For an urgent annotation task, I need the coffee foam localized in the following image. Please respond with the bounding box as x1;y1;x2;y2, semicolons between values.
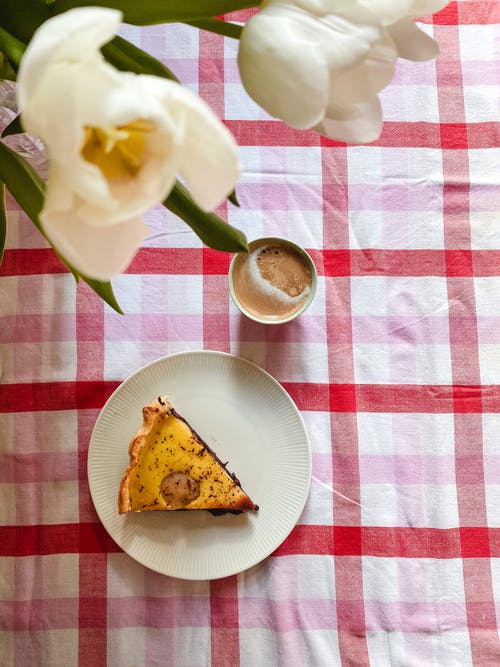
247;248;310;304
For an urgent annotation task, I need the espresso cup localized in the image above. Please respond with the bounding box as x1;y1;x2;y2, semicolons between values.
229;237;317;324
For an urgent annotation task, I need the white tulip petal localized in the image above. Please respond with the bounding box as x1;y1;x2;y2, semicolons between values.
389;18;439;61
238;11;330;129
145;79;241;211
17;8;121;111
40;204;149;282
316;97;383;144
331;32;397;105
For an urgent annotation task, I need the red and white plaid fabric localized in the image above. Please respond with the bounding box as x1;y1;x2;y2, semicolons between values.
1;2;500;665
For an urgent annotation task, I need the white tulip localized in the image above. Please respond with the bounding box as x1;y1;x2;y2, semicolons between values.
17;7;241;281
238;0;450;144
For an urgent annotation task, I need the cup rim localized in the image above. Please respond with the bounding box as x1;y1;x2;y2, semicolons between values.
228;236;318;325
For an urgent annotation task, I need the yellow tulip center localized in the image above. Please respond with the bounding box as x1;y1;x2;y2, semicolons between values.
81;118;155;179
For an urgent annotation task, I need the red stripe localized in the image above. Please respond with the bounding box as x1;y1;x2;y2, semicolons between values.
6;247;500;278
0;523;120;556
227;3;500;25
420;1;500;25
2;523;498;558
435;19;498;661
223;120;499;149
0;381;120;412
273;525;500;559
3;381;500;414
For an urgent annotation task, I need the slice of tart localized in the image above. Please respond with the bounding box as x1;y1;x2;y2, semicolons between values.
118;397;258;514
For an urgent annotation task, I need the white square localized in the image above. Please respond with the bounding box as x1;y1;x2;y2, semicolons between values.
0;414;13;454
401;85;440;123
422;485;460;529
38;629;79;667
162;22;199;59
165;275;203;314
40;341;77;382
363;556;400;602
240;629;279;666
361;484;398;526
43;275;77;314
475;277;500;316
107;628;145;667
357;413;394;455
0;632;13;667
348;210;384;249
482;413;500;455
238;145;264;176
301;630;342;665
469;149;500;190
459;24;497;61
107;554;146;598
0;557;15;599
490;559;500;609
173;627;210;665
479;345;500;384
287;210;324;248
42;554;79;598
351;277;388;316
382;211;444;250
432;632;473;667
300;467;333;526
42;481;79;524
366;630;407;667
285;147;323;180
110;275;143;313
296;555;336;599
391;412;455;456
353;343;391;384
387;277;449;318
422;558;466;604
347;147;383;184
390;344;452;385
225;82;267;120
485;484;500;528
0;484;15;525
470;213;500;250
40;411;78;453
302;411;331;455
464;84;500;122
0;277;19;316
104;341;143;380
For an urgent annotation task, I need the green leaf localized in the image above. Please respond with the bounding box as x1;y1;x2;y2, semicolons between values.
2;115;24;138
0;51;17;81
0;142;123;313
0;26;26;71
0;182;6;267
164;181;248;253
50;1;259;25
227;189;240;207
183;19;243;40
1;1;53;43
83;277;123;314
102;35;179;81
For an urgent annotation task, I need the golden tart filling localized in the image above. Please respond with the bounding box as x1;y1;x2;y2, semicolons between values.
119;397;258;514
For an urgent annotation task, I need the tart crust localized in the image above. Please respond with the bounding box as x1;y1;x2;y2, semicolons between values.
118;397;258;514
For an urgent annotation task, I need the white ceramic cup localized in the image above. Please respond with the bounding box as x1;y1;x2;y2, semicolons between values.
229;237;317;324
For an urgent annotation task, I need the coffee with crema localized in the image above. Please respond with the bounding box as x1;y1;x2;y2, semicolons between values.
230;239;315;322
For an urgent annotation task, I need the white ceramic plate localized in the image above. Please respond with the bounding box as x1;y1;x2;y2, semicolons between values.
88;350;311;580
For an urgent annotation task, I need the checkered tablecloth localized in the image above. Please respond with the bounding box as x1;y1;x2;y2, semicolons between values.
1;3;500;666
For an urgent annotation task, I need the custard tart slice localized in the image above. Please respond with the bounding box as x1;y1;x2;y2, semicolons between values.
118;397;258;514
